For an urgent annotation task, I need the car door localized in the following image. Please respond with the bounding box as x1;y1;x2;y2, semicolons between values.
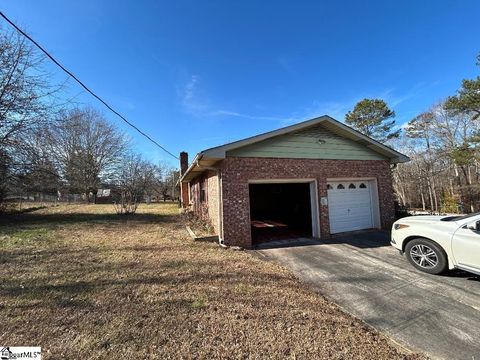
452;221;480;274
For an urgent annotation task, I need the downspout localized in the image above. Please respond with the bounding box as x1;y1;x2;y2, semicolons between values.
217;169;224;245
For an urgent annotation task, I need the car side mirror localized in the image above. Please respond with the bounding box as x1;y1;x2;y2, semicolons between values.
467;220;480;231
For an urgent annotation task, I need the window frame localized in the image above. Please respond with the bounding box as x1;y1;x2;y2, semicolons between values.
199;177;207;203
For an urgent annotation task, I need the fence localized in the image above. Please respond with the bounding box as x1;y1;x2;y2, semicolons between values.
4;192;86;206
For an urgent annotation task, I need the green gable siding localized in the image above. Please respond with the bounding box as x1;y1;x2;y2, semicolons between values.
226;125;387;160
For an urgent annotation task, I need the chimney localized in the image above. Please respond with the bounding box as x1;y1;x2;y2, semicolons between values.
180;151;188;175
179;152;189;208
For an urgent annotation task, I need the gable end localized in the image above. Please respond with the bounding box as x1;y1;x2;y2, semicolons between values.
226;124;387;160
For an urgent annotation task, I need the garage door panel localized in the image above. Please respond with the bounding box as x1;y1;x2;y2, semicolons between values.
327;180;375;234
329;203;372;212
328;215;372;225
328;194;371;203
330;201;371;207
331;214;372;224
329;209;371;215
329;204;372;212
328;191;370;198
331;220;372;229
329;200;371;207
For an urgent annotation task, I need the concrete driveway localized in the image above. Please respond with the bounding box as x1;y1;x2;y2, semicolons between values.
256;231;480;360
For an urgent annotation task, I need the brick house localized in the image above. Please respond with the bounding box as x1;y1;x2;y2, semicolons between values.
179;116;409;249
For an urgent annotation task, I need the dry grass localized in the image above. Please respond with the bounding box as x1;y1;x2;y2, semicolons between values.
0;201;58;214
0;204;425;359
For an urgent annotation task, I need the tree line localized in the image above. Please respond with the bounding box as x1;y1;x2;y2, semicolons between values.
3;22;479;216
0;28;177;214
344;53;480;214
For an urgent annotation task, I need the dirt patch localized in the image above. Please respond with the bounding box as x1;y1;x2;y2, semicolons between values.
0;204;426;359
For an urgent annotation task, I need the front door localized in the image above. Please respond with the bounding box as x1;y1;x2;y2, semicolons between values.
452;224;480;274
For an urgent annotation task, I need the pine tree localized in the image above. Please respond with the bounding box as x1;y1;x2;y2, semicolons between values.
345;98;400;143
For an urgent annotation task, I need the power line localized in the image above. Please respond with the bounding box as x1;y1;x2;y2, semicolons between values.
0;10;179;160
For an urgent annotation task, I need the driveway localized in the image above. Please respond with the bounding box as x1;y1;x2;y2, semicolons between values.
256;232;480;360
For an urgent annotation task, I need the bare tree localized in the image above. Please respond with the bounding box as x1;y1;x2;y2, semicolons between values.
0;28;57;203
0;29;51;147
393;101;480;214
114;153;155;214
46;107;127;202
153;161;178;201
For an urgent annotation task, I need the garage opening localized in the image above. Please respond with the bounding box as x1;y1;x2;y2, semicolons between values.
249;182;314;245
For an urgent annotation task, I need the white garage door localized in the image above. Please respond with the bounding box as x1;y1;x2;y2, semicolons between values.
327;180;374;234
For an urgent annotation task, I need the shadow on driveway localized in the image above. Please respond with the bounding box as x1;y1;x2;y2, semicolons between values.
254;230;390;250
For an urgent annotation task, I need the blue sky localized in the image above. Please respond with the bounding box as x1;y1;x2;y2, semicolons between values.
2;1;479;167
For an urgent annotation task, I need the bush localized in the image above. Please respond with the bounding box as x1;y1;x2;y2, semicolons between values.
113;191;139;215
441;193;460;214
394;201;409;219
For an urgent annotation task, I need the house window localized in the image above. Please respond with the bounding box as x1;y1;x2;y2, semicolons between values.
327;184;332;190
337;184;345;189
348;183;356;189
359;183;367;189
200;179;207;202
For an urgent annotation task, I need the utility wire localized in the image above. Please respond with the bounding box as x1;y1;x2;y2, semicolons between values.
0;10;179;160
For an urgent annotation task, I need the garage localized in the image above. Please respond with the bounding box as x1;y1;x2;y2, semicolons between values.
179;116;409;248
249;181;319;244
327;180;379;234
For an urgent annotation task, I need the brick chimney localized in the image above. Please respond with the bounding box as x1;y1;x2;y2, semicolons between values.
179;152;189;208
180;151;188;175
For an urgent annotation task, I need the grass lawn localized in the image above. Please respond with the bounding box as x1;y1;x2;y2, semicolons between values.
0;203;424;359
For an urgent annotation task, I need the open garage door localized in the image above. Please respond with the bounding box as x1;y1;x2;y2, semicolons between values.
327;180;378;234
249;182;318;245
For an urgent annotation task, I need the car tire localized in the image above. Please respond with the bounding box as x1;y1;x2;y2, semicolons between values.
405;238;448;275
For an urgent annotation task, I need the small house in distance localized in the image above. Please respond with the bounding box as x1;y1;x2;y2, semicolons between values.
179;115;409;249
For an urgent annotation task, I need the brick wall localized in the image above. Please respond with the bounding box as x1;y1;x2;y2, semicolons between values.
189;171;220;234
220;157;395;249
207;171;220;233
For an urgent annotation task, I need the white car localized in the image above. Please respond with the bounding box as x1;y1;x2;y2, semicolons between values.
391;213;480;275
